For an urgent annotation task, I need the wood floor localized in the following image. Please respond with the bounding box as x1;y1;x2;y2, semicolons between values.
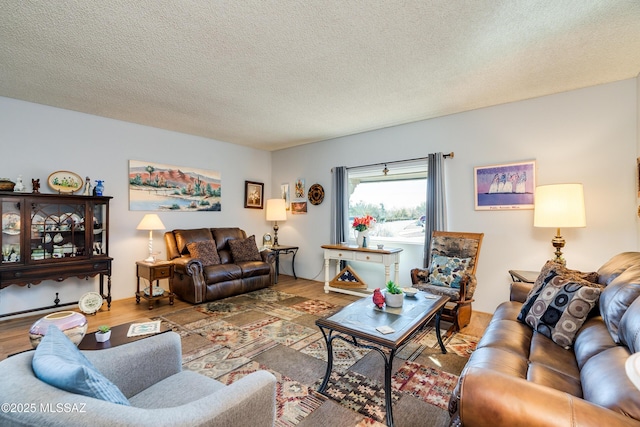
0;275;492;359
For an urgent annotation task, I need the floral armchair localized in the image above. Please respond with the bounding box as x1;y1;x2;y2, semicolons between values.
410;231;484;332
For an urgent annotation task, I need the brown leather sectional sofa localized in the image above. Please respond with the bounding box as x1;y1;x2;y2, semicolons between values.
449;252;640;427
164;227;274;304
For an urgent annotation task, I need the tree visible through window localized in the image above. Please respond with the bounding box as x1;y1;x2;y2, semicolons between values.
347;161;427;244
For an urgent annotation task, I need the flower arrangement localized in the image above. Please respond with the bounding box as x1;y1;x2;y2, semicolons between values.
352;215;376;231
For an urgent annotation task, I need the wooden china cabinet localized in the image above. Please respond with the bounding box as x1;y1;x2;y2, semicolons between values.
0;191;112;317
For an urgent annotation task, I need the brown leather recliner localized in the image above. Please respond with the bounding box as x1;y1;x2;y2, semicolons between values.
164;227;274;304
449;252;640;427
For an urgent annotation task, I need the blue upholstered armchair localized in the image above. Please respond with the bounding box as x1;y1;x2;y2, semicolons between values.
0;331;276;426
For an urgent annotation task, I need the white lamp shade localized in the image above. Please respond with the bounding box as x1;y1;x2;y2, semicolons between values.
534;184;586;228
136;214;166;230
266;199;287;221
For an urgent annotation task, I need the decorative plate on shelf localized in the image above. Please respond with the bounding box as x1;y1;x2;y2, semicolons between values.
47;171;83;194
308;183;325;205
78;292;103;314
2;212;20;235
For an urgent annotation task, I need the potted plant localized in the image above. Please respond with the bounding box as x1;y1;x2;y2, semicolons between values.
384;280;404;308
95;325;111;342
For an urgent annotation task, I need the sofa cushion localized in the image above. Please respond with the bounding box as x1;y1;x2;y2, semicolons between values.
32;326;130;405
599;265;640;343
237;260;271;278
527;260;599;300
229;235;261;262
518;271;601;349
597;252;640;286
573;317;617;370
428;255;471;288
204;264;243;283
187;240;220;266
174;228;214;255
129;370;224;408
619;296;640;353
581;346;640;419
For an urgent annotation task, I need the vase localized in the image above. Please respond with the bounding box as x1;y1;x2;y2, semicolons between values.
356;230;370;248
94;180;104;196
385;291;404;308
29;311;88;348
95;330;111;342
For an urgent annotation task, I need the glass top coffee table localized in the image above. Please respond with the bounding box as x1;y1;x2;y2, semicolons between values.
316;291;449;427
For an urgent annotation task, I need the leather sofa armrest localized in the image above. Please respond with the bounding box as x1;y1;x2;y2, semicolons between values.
170;256;204;273
510;281;533;303
455;367;640;427
169;256;206;303
261;249;275;264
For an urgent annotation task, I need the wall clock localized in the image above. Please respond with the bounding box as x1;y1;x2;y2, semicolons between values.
308;183;324;205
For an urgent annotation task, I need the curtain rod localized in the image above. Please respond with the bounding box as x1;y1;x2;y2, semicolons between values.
344;152;454;170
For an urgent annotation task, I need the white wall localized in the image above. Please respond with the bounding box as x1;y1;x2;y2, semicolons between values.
1;78;637;318
271;79;639;314
0;97;273;317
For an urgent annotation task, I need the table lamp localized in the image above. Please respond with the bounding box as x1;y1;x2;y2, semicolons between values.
266;199;287;247
136;214;165;262
533;183;586;265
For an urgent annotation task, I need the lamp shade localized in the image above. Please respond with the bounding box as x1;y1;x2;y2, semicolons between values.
136;214;165;230
266;199;287;221
534;184;586;228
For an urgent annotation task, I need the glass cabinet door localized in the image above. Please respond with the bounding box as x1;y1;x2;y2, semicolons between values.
30;202;86;262
91;200;108;256
1;199;22;264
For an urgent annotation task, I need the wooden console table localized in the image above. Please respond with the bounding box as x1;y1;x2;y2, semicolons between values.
321;244;403;297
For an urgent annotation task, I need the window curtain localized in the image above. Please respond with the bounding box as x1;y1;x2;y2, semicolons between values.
423;152;447;267
331;166;347;245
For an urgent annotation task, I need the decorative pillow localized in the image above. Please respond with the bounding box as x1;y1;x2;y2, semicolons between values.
228;235;261;262
186;240;220;266
518;271;602;349
428;255;471;288
527;260;599;300
32;325;130;405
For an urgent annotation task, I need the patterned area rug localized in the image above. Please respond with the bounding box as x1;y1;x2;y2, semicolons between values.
153;289;479;427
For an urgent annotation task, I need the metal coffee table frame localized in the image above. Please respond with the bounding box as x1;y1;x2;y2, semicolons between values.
316;292;449;427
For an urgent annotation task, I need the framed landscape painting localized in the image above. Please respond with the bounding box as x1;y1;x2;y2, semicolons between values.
474;160;536;210
129;160;221;211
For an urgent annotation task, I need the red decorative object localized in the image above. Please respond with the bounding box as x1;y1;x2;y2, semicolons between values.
373;288;385;309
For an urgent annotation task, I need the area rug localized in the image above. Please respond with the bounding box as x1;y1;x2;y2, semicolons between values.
153;288;479;427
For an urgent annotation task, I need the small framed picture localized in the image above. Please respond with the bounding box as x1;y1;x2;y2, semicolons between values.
244;181;264;209
281;182;290;210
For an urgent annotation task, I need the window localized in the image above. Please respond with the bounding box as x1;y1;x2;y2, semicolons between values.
347;160;427;244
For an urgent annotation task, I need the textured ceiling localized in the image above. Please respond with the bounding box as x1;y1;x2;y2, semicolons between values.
1;1;640;151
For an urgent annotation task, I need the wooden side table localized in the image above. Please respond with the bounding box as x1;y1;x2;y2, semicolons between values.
135;261;174;309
